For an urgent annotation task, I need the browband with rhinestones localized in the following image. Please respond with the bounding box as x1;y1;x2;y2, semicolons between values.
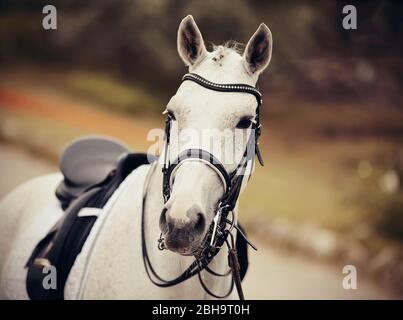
182;73;262;106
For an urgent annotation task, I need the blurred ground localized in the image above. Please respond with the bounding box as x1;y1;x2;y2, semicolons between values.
0;144;55;197
244;242;391;299
0;143;390;299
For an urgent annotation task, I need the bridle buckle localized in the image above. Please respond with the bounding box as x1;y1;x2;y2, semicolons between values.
209;204;230;247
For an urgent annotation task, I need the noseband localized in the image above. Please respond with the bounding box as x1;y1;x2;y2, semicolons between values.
142;73;264;299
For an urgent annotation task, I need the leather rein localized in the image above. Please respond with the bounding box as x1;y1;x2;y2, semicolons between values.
141;73;263;299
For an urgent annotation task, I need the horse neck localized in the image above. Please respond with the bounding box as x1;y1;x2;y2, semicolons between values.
143;161;232;294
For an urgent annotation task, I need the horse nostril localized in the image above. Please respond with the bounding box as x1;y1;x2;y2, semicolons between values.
194;213;205;234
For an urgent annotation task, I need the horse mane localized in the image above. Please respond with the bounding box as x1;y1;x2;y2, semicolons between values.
210;40;245;62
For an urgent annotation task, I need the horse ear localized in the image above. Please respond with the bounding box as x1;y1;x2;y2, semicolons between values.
177;15;207;67
243;23;273;75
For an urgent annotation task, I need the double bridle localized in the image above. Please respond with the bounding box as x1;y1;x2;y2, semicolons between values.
141;72;264;299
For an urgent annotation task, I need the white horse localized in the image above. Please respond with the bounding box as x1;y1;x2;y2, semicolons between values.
0;15;272;299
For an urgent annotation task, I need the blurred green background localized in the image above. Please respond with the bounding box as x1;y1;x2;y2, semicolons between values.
0;0;403;297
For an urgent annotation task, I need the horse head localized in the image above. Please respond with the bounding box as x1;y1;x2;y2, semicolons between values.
159;15;272;255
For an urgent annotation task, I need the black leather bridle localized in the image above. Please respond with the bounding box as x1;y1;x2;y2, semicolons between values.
141;73;263;299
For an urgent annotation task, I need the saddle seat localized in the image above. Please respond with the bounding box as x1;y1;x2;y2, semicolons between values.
55;136;155;209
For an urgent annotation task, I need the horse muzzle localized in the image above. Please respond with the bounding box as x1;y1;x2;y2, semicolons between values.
159;207;206;255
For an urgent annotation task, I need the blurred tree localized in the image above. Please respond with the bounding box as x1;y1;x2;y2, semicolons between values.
0;0;402;103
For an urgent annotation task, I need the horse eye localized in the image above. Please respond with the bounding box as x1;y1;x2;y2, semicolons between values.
236;117;252;129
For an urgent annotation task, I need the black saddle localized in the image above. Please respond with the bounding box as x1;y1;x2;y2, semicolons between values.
56;136;130;208
55;136;153;209
26;135;249;300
